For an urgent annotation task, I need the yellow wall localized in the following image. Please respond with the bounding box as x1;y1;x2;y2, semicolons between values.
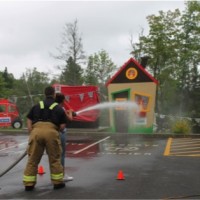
107;82;156;130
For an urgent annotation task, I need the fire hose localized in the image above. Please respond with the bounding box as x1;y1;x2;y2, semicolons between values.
0;150;27;178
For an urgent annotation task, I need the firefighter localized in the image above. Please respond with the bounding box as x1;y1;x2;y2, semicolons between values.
23;86;68;191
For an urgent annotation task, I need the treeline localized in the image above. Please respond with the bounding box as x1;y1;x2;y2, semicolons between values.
131;1;200;119
0;49;116;121
0;1;199;131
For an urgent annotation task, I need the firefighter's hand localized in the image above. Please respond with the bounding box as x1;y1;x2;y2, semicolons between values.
66;109;74;120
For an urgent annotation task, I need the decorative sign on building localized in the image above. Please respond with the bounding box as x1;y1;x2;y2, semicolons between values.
126;67;138;80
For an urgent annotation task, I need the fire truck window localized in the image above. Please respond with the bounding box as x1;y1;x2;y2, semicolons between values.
0;105;6;112
8;105;16;112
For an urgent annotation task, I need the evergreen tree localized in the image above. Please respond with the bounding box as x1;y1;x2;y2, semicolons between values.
84;55;99;85
0;67;15;98
60;56;83;85
2;67;14;89
0;73;6;98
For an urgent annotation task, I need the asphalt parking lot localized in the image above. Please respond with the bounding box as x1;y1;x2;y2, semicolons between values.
0;130;200;199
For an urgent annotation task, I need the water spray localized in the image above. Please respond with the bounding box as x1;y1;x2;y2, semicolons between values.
76;101;139;115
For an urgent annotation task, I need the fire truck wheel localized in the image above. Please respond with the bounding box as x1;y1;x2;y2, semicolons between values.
12;119;23;129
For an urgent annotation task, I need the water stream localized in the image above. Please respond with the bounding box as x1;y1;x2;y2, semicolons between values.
76;101;139;115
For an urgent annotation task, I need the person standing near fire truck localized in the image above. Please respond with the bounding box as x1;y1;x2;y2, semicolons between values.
23;86;68;191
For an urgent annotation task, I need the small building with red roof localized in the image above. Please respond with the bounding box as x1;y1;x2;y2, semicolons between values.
106;57;158;134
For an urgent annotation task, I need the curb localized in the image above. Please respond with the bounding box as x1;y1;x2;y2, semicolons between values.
1;128;200;138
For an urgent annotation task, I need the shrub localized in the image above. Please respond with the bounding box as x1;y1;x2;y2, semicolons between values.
171;119;191;134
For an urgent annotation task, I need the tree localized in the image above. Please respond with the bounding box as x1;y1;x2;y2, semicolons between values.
85;50;117;85
54;19;86;85
0;73;6;98
84;49;117;100
178;1;200;117
13;68;50;116
0;67;15;98
84;55;99;86
2;67;14;89
56;19;86;64
60;56;84;85
129;0;200;121
131;9;182;114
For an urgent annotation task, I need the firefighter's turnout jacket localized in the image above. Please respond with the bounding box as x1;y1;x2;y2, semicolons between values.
23;97;68;186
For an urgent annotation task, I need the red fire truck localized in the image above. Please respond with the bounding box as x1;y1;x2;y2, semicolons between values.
0;99;23;129
53;84;100;128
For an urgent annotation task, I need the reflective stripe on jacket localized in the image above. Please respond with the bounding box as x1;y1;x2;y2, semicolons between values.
39;101;58;110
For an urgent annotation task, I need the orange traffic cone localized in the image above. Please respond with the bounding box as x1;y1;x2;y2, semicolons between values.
117;170;125;180
38;165;45;175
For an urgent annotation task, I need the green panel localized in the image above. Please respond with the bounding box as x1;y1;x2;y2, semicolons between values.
111;88;131;99
110;126;116;133
128;126;153;134
107;126;153;134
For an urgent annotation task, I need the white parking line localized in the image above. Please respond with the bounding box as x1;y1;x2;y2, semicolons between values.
73;136;110;155
0;141;28;152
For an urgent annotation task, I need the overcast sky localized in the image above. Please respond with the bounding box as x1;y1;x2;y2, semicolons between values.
0;0;186;79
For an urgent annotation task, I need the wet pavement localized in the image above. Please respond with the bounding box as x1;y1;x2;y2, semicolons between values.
0;131;200;199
